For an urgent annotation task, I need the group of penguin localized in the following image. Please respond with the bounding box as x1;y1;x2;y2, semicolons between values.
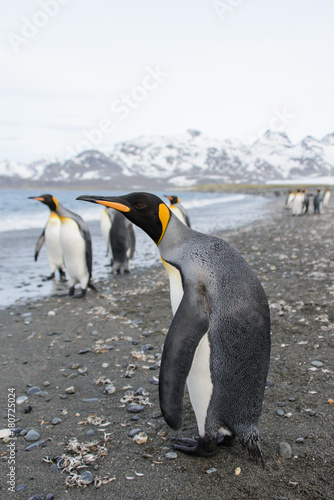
285;188;331;215
30;194;190;296
30;191;271;464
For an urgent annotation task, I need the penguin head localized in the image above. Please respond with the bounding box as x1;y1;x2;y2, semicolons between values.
164;195;179;205
29;194;58;212
77;192;170;245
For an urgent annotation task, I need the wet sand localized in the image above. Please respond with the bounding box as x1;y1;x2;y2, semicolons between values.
0;198;333;500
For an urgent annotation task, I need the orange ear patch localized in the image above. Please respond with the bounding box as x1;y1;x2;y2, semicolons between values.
157;203;170;245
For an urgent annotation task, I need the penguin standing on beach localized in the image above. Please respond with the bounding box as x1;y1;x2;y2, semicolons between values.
29;196;66;281
77;192;271;463
323;188;331;208
109;212;136;274
100;208;115;256
30;195;95;298
285;190;295;209
291;190;304;215
164;195;191;227
314;190;323;214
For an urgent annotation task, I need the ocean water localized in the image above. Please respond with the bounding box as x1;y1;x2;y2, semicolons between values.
0;189;271;308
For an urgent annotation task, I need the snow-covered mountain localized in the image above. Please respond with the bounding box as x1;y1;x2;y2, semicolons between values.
1;130;334;188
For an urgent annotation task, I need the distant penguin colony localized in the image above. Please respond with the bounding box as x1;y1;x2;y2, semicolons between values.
286;188;330;216
164;195;191;227
29;196;66;281
78;192;271;463
30;194;96;298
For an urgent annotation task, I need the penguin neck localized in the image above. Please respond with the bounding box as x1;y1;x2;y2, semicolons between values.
158;212;190;262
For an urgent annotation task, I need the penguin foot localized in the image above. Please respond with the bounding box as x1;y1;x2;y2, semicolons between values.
43;273;55;281
73;288;87;299
59;270;67;282
172;436;218;457
217;434;235;447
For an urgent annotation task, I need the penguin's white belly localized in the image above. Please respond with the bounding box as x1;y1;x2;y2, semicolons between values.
60;218;88;287
163;259;213;437
170;206;187;226
323;192;330;207
100;210;112;247
186;333;213;437
45;217;63;271
292;196;303;215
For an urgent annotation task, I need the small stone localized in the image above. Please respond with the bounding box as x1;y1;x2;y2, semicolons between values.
276;409;285;417
27;386;41;395
26;440;46;451
128;405;144;413
279;441;292;458
101;363;109;368
165;452;177;459
128;428;142;437
205;467;217;474
24;406;33;414
0;429;11;439
78;348;92;355
65;386;76;394
149;377;159;385
235;467;241;476
84;398;98;403
296;437;304;443
25;429;40;441
45;495;54;500
43;381;50;387
87;429;95;437
14;485;28;492
28;495;43;500
51;418;61;425
311;360;324;367
16;395;28;405
80;470;94;484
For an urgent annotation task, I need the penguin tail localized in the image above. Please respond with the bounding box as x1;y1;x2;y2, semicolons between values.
239;427;265;467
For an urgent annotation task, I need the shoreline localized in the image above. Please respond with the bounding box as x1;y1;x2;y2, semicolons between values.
0;199;333;499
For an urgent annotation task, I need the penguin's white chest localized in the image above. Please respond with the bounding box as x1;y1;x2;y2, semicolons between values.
162;258;213;437
45;214;63;268
60;218;88;286
100;209;112;247
169;206;187;226
292;195;303;214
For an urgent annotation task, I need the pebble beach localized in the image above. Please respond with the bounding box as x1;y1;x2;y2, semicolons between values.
0;196;333;500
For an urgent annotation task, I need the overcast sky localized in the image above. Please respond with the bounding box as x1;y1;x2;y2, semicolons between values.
1;0;333;162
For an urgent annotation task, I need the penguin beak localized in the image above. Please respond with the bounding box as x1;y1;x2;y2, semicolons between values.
28;196;44;201
164;195;173;201
76;195;131;213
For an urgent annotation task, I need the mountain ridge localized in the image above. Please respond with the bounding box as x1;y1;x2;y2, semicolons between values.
1;130;334;189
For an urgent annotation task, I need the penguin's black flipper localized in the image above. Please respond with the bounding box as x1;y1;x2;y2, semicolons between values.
159;281;210;431
34;229;46;261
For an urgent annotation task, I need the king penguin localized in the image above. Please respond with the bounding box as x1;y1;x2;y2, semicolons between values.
109;212;136;274
164;195;191;227
29;196;66;281
285;190;295;209
100;208;115;256
31;194;95;298
323;188;330;208
77;192;271;463
291;190;304;216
